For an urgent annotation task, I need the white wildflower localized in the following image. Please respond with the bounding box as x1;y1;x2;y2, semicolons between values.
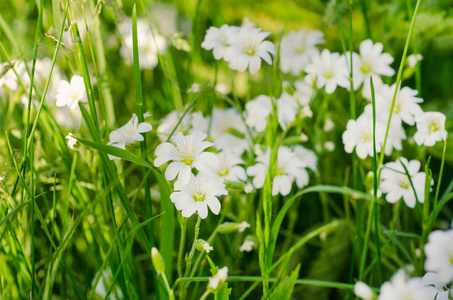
208;266;228;290
277;91;299;131
414;112;447;147
370;83;423;126
380;158;429;208
65;133;77;150
201;25;240;60
378;270;431;300
170;173;227;219
213;152;247;183
154;131;219;186
107;113;152;160
408;54;423;68
245;95;273;132
347;39;395;91
239;240;255;252
187;83;201;93
280;29;324;75
419;272;450;300
354;281;375;300
424;229;453;283
224;27;275;74
342;112;385;159
55;75;87;109
238;221;250;232
305;49;349;94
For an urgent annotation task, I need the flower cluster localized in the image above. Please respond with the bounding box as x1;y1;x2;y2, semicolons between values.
154;131;228;219
202;24;275;74
355;225;453;300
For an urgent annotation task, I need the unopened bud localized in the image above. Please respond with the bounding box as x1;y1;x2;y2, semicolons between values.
151;247;165;275
218;221;250;234
195;239;213;253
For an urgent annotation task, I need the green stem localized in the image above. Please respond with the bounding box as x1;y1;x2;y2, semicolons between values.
178;217;187;278
181;216;202;299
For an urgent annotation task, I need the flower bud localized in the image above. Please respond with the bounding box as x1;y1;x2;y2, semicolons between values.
218;221;250;234
151;247;165;275
354;281;375;300
195;239;213;253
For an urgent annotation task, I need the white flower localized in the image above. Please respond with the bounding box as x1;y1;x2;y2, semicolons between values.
414;112;448;147
154;131;219;186
408;54;423;68
196;239;214;253
324;119;335;131
211;108;249;155
224;27;275;74
170;173;227;219
378;270;428;300
380;158;429;208
239;241;255;252
187;83;201;93
156;110;192;142
209;266;228;290
419;272;450;300
293;75;315;106
245;95;273;132
354;281;375;300
305;49;349;94
277;91;299;131
342;112;385;159
347;39;394;91
107;113;153;160
213;152;247;183
0;61;28;92
293;145;317;172
55;75;87;109
202;242;213;253
280;29;324;75
65;133;77;150
424;229;453;283
211;108;247;139
238;221;250;232
215;83;230;95
241;17;255;29
201;25;240;60
363;105;407;156
119;18;167;69
247;146;310;196
369;83;423;126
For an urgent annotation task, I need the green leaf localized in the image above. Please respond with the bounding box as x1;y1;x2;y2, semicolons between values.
269;264;301;300
215;282;232;300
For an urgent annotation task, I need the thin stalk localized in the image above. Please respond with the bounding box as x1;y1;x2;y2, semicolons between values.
377;0;422;174
177;216;187;278
181;216;202;299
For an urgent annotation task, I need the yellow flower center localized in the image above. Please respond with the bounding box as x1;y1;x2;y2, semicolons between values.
244;45;257;56
399;177;410;189
276;168;284;176
181;155;194;165
218;168;229;177
429;121;439;133
324;70;333;79
360;62;372;74
193;192;206;202
361;132;373;142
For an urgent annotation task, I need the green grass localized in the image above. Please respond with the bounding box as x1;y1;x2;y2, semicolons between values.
0;0;453;299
